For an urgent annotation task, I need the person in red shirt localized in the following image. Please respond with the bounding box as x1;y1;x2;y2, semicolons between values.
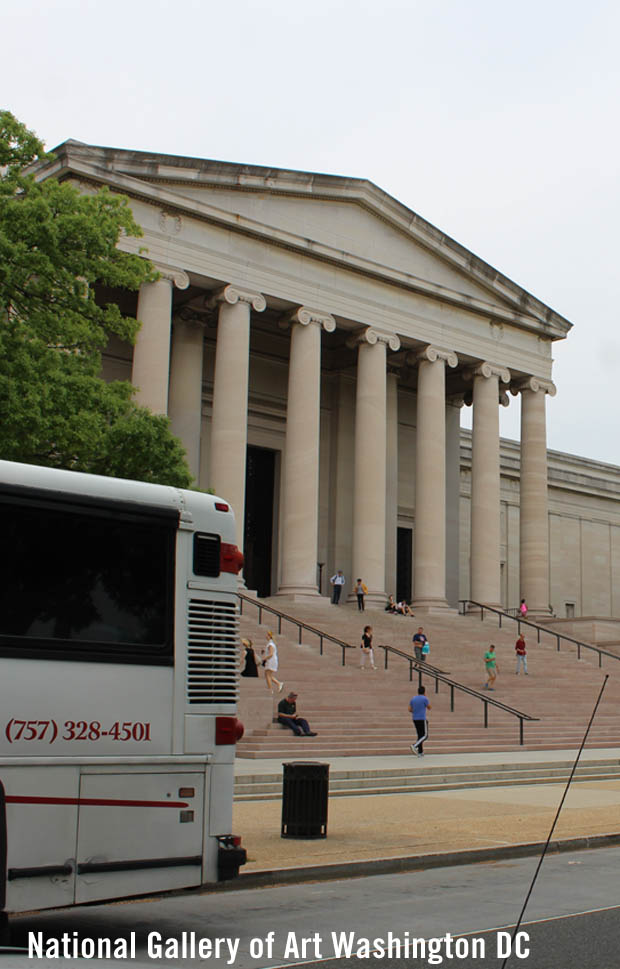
515;634;528;675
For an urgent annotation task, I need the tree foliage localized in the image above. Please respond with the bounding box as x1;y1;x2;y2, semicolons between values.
0;111;193;487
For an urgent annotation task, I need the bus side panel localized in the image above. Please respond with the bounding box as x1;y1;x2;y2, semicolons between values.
75;769;205;904
0;661;173;758
3;766;78;913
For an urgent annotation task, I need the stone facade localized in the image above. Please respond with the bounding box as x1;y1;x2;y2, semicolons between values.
32;142;620;617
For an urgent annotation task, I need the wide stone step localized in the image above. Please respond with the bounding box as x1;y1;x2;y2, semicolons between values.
234;759;620;799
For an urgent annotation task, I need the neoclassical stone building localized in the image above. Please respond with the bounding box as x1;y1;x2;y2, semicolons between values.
35;142;620;617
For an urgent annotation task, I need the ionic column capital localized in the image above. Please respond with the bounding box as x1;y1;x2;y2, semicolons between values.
465;362;511;384
151;264;190;290
280;306;336;333
410;345;458;368
510;376;557;397
346;327;400;351
207;284;266;313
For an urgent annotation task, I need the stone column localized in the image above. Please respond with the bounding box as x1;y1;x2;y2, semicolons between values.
385;370;399;600
515;377;556;617
209;285;266;550
278;307;335;598
413;346;458;611
132;268;190;414
445;397;464;608
168;312;206;480
350;328;400;606
470;362;511;607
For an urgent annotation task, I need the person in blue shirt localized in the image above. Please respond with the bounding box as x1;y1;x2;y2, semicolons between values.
409;685;431;757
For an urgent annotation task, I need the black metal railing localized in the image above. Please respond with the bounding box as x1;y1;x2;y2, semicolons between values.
237;593;353;665
376;642;537;745
459;599;620;670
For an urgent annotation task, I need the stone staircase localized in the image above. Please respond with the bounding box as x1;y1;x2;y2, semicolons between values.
235;598;620;759
234;756;620;801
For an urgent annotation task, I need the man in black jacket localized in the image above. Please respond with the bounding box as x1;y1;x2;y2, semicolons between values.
277;692;317;736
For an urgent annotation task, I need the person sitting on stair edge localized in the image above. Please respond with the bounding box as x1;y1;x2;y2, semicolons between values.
277;692;317;736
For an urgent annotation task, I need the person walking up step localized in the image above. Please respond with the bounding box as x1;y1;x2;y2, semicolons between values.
484;644;499;690
262;631;284;694
515;633;528;675
409;685;431;757
360;625;377;670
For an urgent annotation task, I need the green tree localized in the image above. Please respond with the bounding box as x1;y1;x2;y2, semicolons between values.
0;111;193;487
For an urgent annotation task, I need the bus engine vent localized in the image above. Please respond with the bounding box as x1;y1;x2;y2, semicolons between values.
193;533;221;577
187;599;239;704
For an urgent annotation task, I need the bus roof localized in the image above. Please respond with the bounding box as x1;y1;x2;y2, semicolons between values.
0;460;234;528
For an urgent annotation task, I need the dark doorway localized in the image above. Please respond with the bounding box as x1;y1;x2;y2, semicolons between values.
244;446;275;597
397;527;412;603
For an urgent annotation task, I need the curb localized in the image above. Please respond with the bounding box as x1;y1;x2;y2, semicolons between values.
209;831;620;892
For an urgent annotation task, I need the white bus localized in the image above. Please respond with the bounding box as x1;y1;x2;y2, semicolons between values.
0;460;246;933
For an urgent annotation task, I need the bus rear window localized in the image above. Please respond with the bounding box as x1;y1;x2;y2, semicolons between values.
0;497;175;664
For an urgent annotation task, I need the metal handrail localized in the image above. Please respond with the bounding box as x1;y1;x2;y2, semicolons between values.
237;592;353;665
377;643;538;745
459;599;620;670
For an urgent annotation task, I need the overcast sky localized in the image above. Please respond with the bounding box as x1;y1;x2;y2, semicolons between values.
3;0;619;465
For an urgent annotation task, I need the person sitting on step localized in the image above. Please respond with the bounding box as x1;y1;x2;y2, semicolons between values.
277;692;317;736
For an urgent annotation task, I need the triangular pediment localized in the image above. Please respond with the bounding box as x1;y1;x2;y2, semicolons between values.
38;143;572;340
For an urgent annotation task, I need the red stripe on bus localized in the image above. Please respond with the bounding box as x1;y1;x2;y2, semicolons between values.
6;796;189;808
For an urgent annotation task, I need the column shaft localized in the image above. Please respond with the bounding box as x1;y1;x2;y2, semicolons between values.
210;300;251;550
278;320;322;596
520;387;550;615
414;357;448;608
133;279;173;414
470;372;501;606
168;321;205;480
351;339;387;604
385;373;399;600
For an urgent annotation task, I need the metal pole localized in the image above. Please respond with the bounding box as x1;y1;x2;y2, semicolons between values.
484;701;488;728
500;676;610;969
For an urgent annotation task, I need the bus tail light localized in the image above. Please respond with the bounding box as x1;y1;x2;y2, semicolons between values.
220;542;244;574
215;716;244;745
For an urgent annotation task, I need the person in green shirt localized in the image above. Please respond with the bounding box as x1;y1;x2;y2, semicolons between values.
484;644;499;690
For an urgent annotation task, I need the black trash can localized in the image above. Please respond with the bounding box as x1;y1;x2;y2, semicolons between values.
281;761;329;838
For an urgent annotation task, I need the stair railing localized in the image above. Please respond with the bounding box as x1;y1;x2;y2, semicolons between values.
237;592;353;665
460;599;620;670
377;642;538;745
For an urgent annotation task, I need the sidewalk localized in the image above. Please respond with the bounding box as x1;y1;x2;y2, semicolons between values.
232;748;620;882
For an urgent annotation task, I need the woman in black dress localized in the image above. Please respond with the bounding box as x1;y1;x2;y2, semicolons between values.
240;638;259;677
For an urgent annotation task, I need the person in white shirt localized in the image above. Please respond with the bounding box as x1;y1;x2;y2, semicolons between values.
261;631;284;693
330;570;345;604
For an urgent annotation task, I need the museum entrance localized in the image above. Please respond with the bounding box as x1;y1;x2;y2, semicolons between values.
243;446;275;597
396;527;413;604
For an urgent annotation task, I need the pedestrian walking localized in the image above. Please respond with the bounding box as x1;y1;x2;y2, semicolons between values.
354;578;368;611
409;685;431;757
519;598;528;618
330;570;345;604
515;634;528;675
484;644;499;690
412;627;427;662
261;631;284;693
360;624;377;670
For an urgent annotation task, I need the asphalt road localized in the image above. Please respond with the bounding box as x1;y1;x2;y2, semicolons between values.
4;845;620;968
